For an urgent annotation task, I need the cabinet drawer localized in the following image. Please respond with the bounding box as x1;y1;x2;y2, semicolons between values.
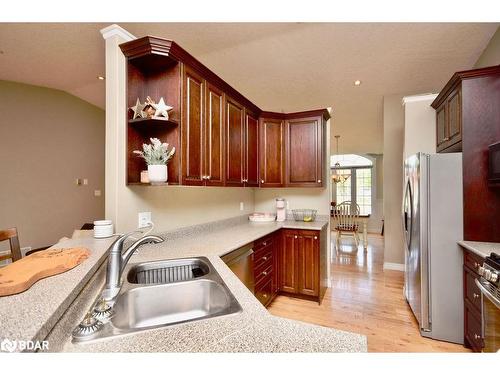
254;235;274;252
464;268;482;312
464;250;483;274
465;302;483;352
254;245;273;268
255;273;273;307
255;260;273;286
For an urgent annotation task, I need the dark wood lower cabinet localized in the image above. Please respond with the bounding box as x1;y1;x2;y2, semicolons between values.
462;248;484;352
249;228;322;307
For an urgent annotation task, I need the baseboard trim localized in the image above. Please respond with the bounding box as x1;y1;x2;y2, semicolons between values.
383;262;405;271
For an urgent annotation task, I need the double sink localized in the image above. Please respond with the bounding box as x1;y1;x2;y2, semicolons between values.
72;257;242;343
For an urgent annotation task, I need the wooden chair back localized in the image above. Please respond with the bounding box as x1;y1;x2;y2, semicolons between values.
334;201;360;231
0;228;22;263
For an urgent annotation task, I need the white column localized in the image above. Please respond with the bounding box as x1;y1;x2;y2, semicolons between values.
100;25;135;227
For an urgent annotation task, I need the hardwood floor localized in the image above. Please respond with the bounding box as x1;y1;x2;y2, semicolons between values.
268;233;470;352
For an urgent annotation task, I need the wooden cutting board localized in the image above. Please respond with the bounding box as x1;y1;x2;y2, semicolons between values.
0;247;90;297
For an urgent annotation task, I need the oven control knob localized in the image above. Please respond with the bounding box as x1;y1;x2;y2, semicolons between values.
490;272;498;283
483;269;491;280
477;266;485;277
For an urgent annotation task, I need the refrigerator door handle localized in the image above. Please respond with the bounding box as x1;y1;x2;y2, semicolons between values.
403;179;413;252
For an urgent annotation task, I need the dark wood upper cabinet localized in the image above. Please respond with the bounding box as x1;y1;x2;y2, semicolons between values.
436;103;448;149
285;116;324;187
259;118;284;187
432;65;500;242
244;113;259;187
226;97;245;186
121;36;330;189
182;66;205;186
205;82;225;186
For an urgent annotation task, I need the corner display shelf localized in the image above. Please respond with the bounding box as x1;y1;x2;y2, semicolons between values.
121;37;182;186
128;117;179;126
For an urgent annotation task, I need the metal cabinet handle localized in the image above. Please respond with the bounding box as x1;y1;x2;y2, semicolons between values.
294;235;298;239
261;179;264;183
207;176;211;180
262;256;268;261
473;293;480;299
317;179;321;183
474;333;481;340
262;271;268;276
443;137;450;141
263;294;268;298
263;242;267;246
314;236;317;240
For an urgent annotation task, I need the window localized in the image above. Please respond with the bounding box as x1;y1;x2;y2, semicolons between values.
331;155;373;216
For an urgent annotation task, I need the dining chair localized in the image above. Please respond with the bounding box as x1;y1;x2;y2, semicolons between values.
333;201;361;247
0;227;22;263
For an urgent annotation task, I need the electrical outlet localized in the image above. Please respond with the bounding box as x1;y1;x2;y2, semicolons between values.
94;190;101;197
83;179;88;185
239;202;244;211
138;212;152;228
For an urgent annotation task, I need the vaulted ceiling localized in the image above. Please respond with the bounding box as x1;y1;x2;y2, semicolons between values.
0;22;497;153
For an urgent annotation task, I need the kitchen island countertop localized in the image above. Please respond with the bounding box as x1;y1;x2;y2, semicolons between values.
0;216;367;353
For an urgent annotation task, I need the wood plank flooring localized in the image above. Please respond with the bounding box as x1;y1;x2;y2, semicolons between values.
268;233;470;352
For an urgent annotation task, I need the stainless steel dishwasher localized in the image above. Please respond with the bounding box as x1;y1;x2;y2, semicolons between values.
221;243;254;294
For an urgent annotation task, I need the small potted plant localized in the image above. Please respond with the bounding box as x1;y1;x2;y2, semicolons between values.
133;138;175;184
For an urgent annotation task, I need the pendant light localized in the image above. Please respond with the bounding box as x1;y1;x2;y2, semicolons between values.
331;135;351;184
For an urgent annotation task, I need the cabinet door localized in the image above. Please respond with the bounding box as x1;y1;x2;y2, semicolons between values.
259;118;284;187
297;231;320;296
245;113;259;187
436;103;448;152
226;97;244;186
281;230;298;294
447;88;462;145
205;83;225;186
182;66;205;186
285;116;324;187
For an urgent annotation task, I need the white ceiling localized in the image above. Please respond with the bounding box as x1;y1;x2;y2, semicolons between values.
0;22;497;153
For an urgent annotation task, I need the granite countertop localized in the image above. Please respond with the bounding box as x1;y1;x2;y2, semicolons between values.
0;216;367;352
458;240;500;258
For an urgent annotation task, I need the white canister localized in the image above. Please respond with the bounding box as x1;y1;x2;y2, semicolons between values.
93;220;114;238
148;164;168;184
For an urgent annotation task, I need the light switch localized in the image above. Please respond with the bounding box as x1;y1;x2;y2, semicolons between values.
94;190;101;197
83;179;88;185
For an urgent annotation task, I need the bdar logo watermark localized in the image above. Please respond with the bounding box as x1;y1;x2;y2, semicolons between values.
0;338;49;352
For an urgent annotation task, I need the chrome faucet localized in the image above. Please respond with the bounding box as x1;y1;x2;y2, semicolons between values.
102;232;164;299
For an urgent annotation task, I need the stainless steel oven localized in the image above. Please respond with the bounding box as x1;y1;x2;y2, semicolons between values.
476;253;500;352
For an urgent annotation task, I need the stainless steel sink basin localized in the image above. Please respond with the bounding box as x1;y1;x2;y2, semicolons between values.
72;257;241;343
112;279;235;330
127;258;210;284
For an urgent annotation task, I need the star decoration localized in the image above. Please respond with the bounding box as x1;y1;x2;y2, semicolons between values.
130;98;145;119
152;97;173;119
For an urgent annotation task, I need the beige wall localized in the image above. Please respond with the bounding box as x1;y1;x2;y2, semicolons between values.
382;94;405;265
474;26;500;68
102;26;256;233
0;80;105;251
403;94;437;159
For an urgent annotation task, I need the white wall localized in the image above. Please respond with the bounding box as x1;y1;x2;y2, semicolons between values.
102;25;256;233
474;26;500;68
0;80;105;251
403;94;438;159
383;94;405;265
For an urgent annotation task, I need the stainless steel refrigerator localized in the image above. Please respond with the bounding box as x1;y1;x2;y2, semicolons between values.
403;152;464;344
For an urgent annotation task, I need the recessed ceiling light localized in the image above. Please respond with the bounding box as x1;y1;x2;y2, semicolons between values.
354;80;362;86
97;76;105;80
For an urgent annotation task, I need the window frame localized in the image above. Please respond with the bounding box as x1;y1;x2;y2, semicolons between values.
332;164;373;216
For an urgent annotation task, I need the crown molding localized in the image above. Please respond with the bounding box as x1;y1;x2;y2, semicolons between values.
100;24;136;42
